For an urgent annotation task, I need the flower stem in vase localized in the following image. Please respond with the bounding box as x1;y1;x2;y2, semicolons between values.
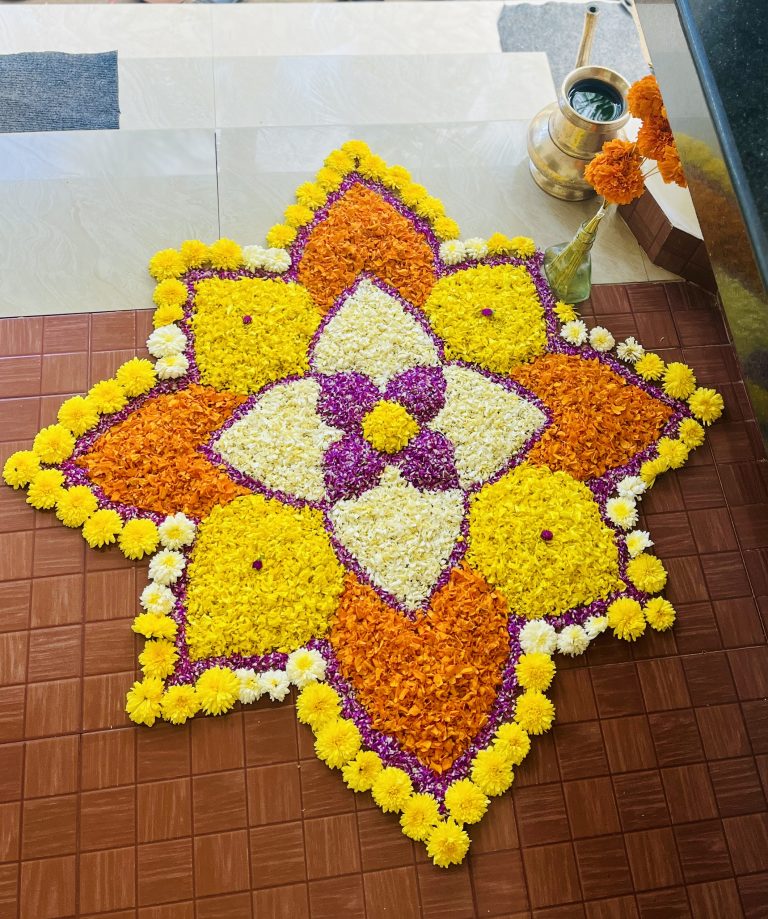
543;203;607;303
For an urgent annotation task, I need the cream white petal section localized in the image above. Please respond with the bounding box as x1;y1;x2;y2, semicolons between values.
328;466;464;611
430;365;546;488
310;279;440;387
215;377;342;503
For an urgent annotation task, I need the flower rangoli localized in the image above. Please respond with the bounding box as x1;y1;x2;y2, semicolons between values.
3;142;724;867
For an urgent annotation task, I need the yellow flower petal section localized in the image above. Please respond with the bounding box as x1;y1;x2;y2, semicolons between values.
466;463;622;619
421;264;547;374
185;495;345;659
191;278;322;394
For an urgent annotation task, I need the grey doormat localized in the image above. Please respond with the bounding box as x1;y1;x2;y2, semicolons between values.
498;1;650;92
0;51;119;133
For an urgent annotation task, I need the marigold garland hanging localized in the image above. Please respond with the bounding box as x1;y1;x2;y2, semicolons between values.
3;141;723;866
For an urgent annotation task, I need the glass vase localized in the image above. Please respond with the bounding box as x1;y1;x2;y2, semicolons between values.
543;203;607;303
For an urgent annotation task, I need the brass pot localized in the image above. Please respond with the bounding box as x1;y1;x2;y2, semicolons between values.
527;65;631;201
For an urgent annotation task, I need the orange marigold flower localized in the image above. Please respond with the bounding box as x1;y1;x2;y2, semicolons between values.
637;115;674;161
584;139;645;206
658;145;688;188
627;75;664;121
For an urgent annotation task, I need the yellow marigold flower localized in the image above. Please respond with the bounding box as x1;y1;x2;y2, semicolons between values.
385;164;412;189
196;666;240;716
132;612;178;641
678;417;705;448
553;300;579;322
148;248;185;281
57;396;99;436
296;682;341;730
153;278;188;310
662;361;697;399
414;194;445;221
362;400;419;453
444;779;489;825
33;424;75;464
295;181;326;210
283;204;315;229
514;690;555;735
27;468;65;510
371;767;414;813
509;235;536;258
314;717;362;769
3;450;40;488
656;436;689;469
160;685;199;725
433;216;461;241
357;153;387;181
688;387;724;425
125;676;164;726
119;518;160;560
314;166;344;192
88;379;127;414
209;238;243;270
470;746;514;796
494;722;531;765
486;232;513;255
179;239;210;268
627;553;667;593
324;149;355;173
606;597;646;641
116;358;156;398
55;486;98;527
340;139;371;161
640;457;667;487
515;653;556;692
342;750;383;793
266;224;296;248
636;352;666;381
426;820;470;868
82;508;123;548
153;302;184;327
644;597;676;631
139;639;178;679
400;793;441;842
399;182;428;209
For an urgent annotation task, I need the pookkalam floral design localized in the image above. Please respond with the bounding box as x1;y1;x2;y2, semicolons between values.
3;141;724;867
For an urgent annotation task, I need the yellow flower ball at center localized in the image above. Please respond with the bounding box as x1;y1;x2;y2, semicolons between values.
361;400;420;454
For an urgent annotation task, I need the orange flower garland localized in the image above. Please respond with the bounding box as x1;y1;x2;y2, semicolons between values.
78;385;249;517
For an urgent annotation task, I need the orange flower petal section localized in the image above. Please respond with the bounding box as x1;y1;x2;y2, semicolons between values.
296;183;436;313
512;353;673;480
77;384;249;518
330;564;509;773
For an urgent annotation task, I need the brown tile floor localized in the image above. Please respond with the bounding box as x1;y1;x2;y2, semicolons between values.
1;281;767;919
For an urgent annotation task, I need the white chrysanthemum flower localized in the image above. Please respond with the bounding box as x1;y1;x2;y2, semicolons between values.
261;669;291;702
464;237;488;260
155;352;189;380
140;582;175;615
147;325;186;358
148;549;186;586
235;668;264;705
589;326;615;352
617;476;646;499
560;320;588;346
557;624;590;656
626;529;654;558
285;648;326;688
263;248;291;273
243;245;268;271
519;619;558;655
584;615;608;640
439;239;466;265
606;496;638;529
616;336;645;363
158;513;196;550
